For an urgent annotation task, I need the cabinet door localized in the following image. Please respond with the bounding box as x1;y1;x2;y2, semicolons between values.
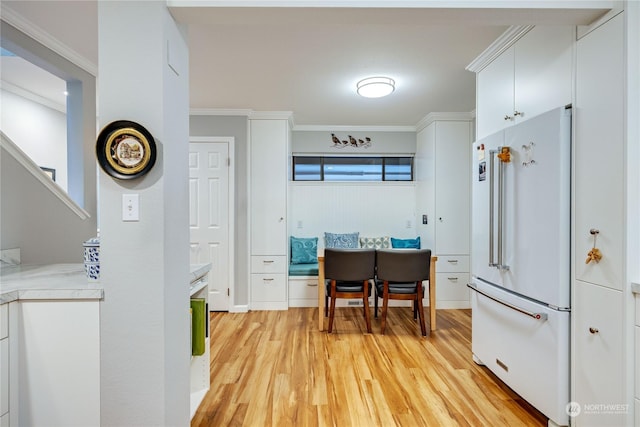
476;47;514;139
574;14;624;290
434;121;471;255
574;280;624;426
514;26;574;123
250;119;288;256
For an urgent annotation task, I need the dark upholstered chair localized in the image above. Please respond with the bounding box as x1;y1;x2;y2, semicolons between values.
324;248;376;333
374;249;432;336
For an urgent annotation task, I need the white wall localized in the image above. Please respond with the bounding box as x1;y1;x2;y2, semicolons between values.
1;89;68;190
289;182;418;248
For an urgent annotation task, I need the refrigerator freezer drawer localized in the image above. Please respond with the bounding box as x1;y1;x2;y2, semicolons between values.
470;279;569;426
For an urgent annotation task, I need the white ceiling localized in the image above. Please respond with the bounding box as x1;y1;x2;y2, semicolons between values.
1;1;611;127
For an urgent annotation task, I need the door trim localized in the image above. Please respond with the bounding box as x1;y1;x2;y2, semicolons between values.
190;136;235;311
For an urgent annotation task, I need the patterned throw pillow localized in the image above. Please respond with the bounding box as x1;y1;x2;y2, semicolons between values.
359;236;391;249
324;232;359;249
290;236;318;264
390;237;421;249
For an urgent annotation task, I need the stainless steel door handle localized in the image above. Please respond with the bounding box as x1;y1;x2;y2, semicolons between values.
468;283;547;321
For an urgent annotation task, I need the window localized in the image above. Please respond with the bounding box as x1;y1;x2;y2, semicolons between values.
292;156;413;181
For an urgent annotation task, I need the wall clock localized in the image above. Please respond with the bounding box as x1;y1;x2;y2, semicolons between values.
96;120;157;180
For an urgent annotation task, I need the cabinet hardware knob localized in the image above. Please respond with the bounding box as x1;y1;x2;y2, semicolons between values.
448;277;459;281
514;111;523;117
589;327;599;334
504;115;513;121
279;217;284;222
590;228;600;235
447;260;458;263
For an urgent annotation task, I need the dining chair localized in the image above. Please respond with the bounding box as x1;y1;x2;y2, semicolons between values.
374;249;432;336
324;248;376;333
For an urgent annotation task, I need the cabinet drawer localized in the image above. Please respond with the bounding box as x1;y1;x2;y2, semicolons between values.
436;255;469;273
251;274;286;302
289;277;319;300
435;272;470;302
251;256;286;274
0;305;6;340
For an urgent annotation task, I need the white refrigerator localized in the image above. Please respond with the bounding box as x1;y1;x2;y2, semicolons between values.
470;106;571;427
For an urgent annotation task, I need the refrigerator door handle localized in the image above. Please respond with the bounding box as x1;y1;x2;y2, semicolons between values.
488;149;497;267
494;146;510;271
468;283;548;321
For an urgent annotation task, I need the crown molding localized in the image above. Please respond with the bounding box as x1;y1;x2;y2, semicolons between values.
1;81;66;113
189;108;253;116
465;25;534;73
1;7;98;77
415;111;474;133
292;124;416;132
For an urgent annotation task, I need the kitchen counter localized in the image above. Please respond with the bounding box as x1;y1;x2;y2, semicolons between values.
1;263;212;304
0;263;103;304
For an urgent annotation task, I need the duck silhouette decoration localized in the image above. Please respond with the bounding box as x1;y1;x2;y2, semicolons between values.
331;133;372;148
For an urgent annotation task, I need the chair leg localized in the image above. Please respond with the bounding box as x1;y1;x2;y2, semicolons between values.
381;283;389;335
328;283;337;333
413;298;418;320
374;289;379;318
416;293;427;336
363;280;372;333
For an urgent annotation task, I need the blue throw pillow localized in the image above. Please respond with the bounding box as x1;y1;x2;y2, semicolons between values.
324;232;359;249
390;237;421;249
290;236;318;264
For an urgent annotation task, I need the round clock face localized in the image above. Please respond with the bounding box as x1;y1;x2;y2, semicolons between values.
96;120;157;180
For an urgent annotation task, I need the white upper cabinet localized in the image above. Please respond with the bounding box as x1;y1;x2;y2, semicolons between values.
477;47;515;139
434;121;472;255
250;119;289;256
574;13;624;291
476;26;574;139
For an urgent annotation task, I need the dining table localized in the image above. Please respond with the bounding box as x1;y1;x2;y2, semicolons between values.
317;252;438;332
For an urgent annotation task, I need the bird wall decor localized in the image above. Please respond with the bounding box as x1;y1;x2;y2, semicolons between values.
331;133;372;148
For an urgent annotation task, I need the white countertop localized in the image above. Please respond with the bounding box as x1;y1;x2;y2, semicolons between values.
0;263;103;304
0;262;212;304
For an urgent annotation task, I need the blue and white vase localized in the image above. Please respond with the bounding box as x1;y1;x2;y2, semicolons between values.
83;237;100;282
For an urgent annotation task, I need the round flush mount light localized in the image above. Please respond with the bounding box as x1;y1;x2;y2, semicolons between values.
356;76;395;98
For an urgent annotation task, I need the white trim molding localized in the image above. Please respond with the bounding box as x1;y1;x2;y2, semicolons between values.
0;7;97;77
465;25;534;73
1;131;90;220
415;111;474;133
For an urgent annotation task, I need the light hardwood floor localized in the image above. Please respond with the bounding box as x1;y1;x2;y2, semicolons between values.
192;307;546;426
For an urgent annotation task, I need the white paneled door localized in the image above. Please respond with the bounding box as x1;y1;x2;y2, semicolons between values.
189;139;233;311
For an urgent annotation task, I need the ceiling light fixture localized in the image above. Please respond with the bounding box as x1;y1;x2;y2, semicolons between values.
356;76;395;98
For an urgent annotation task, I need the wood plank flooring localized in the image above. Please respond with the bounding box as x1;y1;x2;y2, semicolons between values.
192;307;547;426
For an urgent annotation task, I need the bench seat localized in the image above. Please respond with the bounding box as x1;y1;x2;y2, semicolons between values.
289;262;319;276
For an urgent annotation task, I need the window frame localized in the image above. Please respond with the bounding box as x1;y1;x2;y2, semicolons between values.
292;155;414;182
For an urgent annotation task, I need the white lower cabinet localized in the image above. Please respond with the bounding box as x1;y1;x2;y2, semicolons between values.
0;304;7;423
435;255;470;309
288;277;319;307
573;280;624;426
251;255;287;309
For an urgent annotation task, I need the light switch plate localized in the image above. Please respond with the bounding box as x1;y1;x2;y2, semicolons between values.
122;194;139;221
